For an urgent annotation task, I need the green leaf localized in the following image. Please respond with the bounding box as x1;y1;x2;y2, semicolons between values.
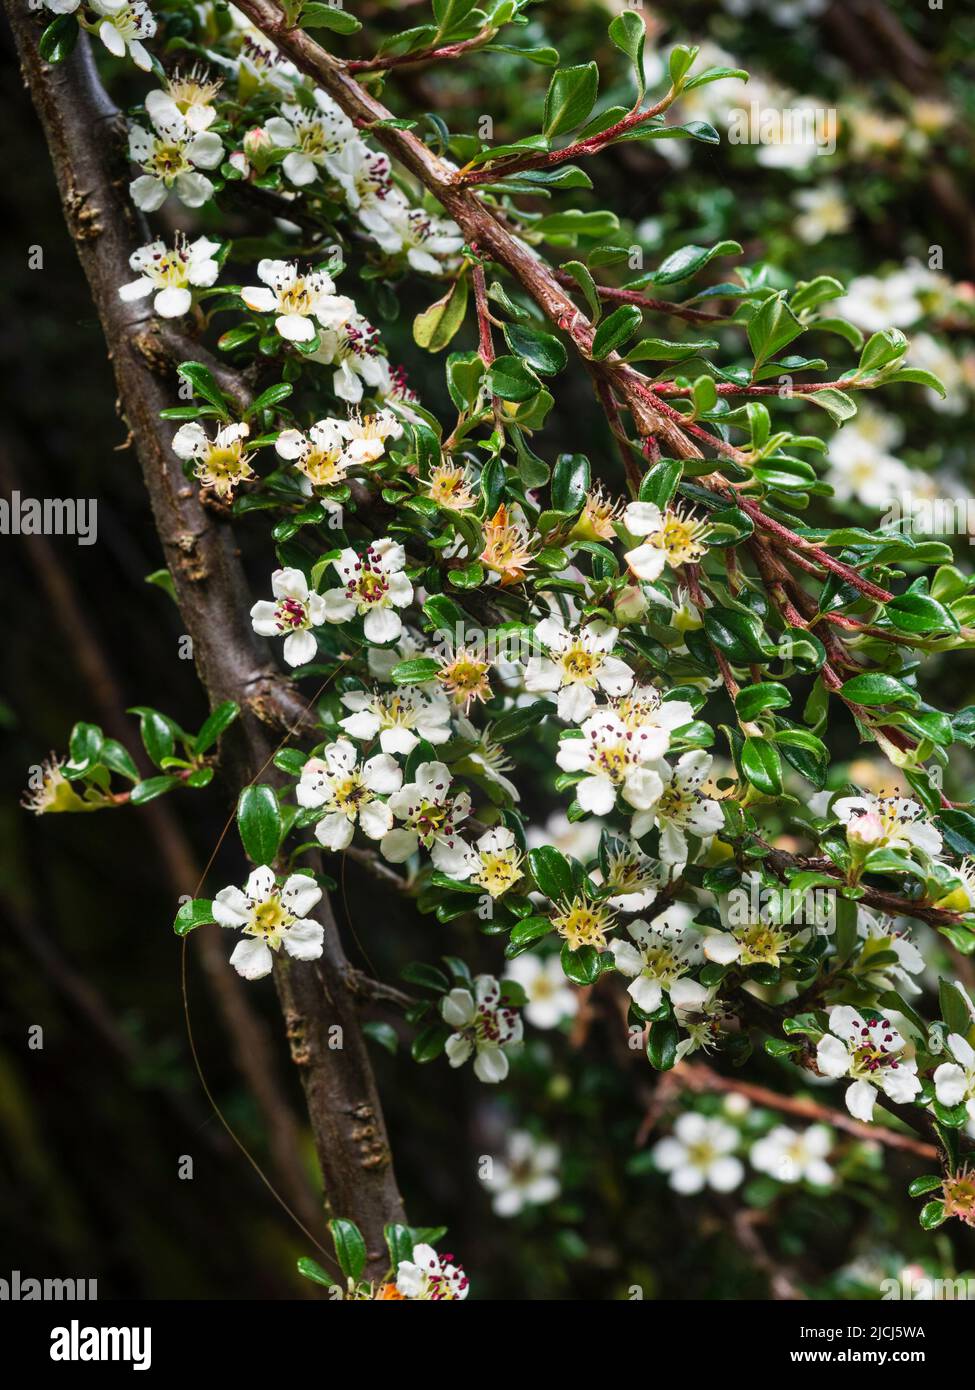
486;355;541;402
413;276;469;352
839;673;919;708
919;1199;947;1230
857;328;907;375
805;388;857;424
886;366;946;398
527;845;574;900
543;63;599;139
551;452;590;514
391;657;441;685
39;14;79;63
560;942;601;985
174;898;216;936
608;11;645;97
939;977;972;1034
623;337;719;363
502;323;567;376
296;1257;335;1288
299;3;362;33
590;305;642;360
129;707;176;769
667;44;698;88
560;259;602;323
741;737;783;796
702;607;774;663
237;784;283;864
329;1219;366;1281
194;700;240;756
747;294;803;371
642;240;741;286
505;915;553;956
245;381;292;418
177;361;230;417
735;682;791;720
647;1018;678;1071
411;1023;449;1062
130;775;180;805
639;459;682;509
887;593;957;635
908;1174;943;1198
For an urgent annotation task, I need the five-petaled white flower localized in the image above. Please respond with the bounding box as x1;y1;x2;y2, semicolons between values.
469;826;523;898
833;791;943;858
524;616;633;723
310;314;390;404
91;0;156;72
609;903;708;1013
364;204;465;276
440;974;523;1083
934;1033;975;1121
274;417;353;491
323;539;413;644
339;686;452;755
816;1005;922;1121
119;234;221;319
129;91;224;212
265;93;355;186
212;865;323;980
395;1244;469;1301
555;711;665;817
653;1113;744;1194
481;1131;561;1216
296;738;402;851
241;259;355;344
380;762;474;878
622;500;711;580
631;749;724;864
503;953;578;1029
172;420;254;500
750;1124;834;1185
250;567;327;667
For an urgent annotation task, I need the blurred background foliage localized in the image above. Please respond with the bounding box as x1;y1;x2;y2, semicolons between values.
2;0;975;1299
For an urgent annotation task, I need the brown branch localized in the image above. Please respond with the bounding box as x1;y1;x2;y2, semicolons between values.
346;25;497;73
8;11;404;1273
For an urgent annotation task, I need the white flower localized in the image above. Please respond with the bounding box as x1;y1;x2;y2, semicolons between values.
440;974;523;1083
503;953;578;1029
265;92;356;187
274;417;353;490
324;138;395;215
833;792;943;858
340;686;451;755
296;738;402;850
469;826;523;898
609;904;707;1013
128;91;224;212
622;501;711;580
212;865;323;980
750;1124;833;1185
933;1033;975;1120
91;0;155;71
341;408;403;464
816;1005;922;1120
395;1243;469;1300
555;711;665;817
381;762;474;877
241;259;355;344
908;332;968;415
631;750;724;863
524;617;633;723
826;428;916;509
833;271;925;334
322;539;413;644
793;182;851;243
119;234;221;319
309;314;390;403
653;1113;744;1194
601;835;665;910
250;567;327;667
163;66;223;132
362;203;464;276
481;1132;560;1216
172;420;254;500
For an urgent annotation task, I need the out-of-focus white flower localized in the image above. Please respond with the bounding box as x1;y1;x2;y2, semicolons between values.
503;953;578;1029
481;1132;560;1216
833;271;925;333
653;1113;744;1194
750;1124;834;1185
793;182;851;243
